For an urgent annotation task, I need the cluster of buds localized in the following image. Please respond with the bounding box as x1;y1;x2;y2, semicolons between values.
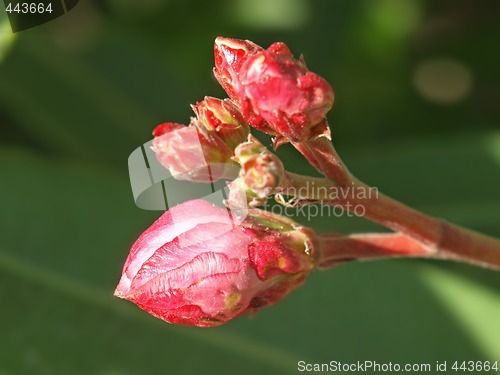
116;37;337;328
117;36;500;329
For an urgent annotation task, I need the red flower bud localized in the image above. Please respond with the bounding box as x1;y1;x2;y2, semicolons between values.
213;37;263;101
114;199;315;327
214;37;334;142
192;97;249;150
152;122;184;137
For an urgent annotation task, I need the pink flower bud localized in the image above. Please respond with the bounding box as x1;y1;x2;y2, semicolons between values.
214;37;334;142
152;122;236;182
114;199;315;327
152;97;250;182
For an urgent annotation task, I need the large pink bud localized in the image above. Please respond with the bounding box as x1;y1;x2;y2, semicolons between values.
214;37;334;142
114;199;315;327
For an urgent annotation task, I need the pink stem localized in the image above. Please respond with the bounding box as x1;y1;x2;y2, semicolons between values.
338;179;500;270
315;232;500;271
292;136;351;186
280;173;500;270
286;126;500;270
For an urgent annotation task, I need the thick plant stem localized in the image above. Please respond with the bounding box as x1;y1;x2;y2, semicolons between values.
280;172;500;270
315;232;500;270
280;172;441;245
345;178;443;246
316;233;435;269
286;134;500;270
292;137;351;186
342;178;500;270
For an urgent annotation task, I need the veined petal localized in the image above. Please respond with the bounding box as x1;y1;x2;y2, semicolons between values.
115;200;236;295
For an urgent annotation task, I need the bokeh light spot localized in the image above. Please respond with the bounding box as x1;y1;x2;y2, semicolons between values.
367;0;421;38
229;0;310;30
485;132;500;167
413;58;473;104
0;11;16;62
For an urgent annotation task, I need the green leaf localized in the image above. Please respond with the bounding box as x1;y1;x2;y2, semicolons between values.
1;3;499;372
418;265;500;360
0;149;298;375
1;139;499;373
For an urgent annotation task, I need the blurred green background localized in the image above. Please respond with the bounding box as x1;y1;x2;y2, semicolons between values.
1;0;499;374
